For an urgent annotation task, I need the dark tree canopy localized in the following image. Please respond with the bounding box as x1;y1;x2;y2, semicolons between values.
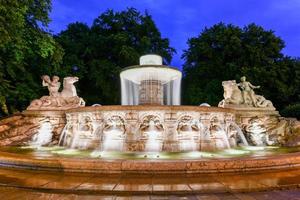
0;0;63;114
182;23;300;110
55;8;175;105
1;1;299;118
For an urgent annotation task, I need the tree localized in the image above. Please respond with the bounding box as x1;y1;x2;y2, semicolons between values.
182;23;300;110
55;8;175;105
0;0;63;115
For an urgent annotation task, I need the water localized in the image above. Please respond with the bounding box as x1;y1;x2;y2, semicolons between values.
102;128;125;151
29;121;53;146
229;122;249;146
2;145;298;160
58;124;69;146
142;121;163;152
120;67;181;105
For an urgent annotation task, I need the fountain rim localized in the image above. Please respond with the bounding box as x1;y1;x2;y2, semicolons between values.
65;105;235;113
120;65;182;84
120;64;181;73
1;150;300;174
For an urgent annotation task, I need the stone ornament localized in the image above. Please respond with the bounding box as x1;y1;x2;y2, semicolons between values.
218;77;274;109
27;76;85;110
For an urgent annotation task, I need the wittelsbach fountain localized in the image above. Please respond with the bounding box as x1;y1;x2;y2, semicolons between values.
0;54;299;173
56;54;246;152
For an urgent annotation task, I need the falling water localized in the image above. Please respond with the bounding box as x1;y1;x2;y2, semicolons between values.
229;122;249;146
58;124;69;146
102;125;125;151
144;121;162;152
178;122;199;151
29;120;53;146
218;130;231;149
120;55;182;105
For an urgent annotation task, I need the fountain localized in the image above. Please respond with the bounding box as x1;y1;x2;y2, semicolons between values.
0;54;299;174
54;55;239;152
120;55;181;105
28;118;53;147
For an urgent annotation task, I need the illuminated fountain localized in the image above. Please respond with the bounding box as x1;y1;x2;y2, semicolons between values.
139;115;164;152
9;54;297;155
57;55;242;152
101;115;126;151
0;54;299;176
120;55;181;105
28;118;53;147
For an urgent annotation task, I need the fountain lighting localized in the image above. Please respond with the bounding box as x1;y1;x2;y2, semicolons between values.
90;151;102;158
186;151;203;158
222;149;251;155
0;53;298;175
29;119;53;147
51;148;81;155
120;54;182;105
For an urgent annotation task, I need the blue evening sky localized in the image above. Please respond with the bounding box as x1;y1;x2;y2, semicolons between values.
49;0;300;68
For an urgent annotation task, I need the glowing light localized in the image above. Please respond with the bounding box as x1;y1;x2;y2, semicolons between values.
222;149;250;155
29;120;53;147
52;149;80;155
186;151;203;158
143;120;162;152
242;146;266;151
90;151;102;158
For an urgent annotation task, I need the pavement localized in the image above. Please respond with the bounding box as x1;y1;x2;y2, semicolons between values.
1;167;300;199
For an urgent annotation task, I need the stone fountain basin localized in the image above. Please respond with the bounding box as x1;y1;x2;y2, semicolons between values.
1;150;300;174
60;105;237;151
1;105;299;174
67;105;234;112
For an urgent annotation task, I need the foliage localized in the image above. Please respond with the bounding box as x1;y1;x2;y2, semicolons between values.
55;8;175;105
280;104;300;119
182;23;300;110
0;0;63;114
1;2;299;114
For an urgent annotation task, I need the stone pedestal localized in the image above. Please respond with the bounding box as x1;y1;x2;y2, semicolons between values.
223;105;279;125
222;105;299;146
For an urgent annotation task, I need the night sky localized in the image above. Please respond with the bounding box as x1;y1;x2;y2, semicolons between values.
49;0;300;67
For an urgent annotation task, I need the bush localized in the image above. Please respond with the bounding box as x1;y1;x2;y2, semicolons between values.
280;104;300;119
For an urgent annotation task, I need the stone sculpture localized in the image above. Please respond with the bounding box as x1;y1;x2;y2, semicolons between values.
27;76;85;110
243;117;276;146
139;115;164;151
218;77;274;108
237;76;260;107
177;115;201;151
101;115;126;151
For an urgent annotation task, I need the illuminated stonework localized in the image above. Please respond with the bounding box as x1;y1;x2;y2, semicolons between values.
58;106;241;152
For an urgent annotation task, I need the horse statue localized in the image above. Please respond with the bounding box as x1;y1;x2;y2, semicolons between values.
60;77;80;97
27;76;85;110
218;80;274;108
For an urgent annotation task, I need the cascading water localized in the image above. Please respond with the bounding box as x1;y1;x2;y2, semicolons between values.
58;124;69;146
177;118;201;151
120;55;182;105
228;122;249;146
102;121;125;151
29;119;53;147
57;54;251;153
142;120;163;152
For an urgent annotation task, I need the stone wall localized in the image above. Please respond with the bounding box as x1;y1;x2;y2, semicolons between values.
0;111;66;146
60;106;237;151
232;107;300;146
0;105;299;149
